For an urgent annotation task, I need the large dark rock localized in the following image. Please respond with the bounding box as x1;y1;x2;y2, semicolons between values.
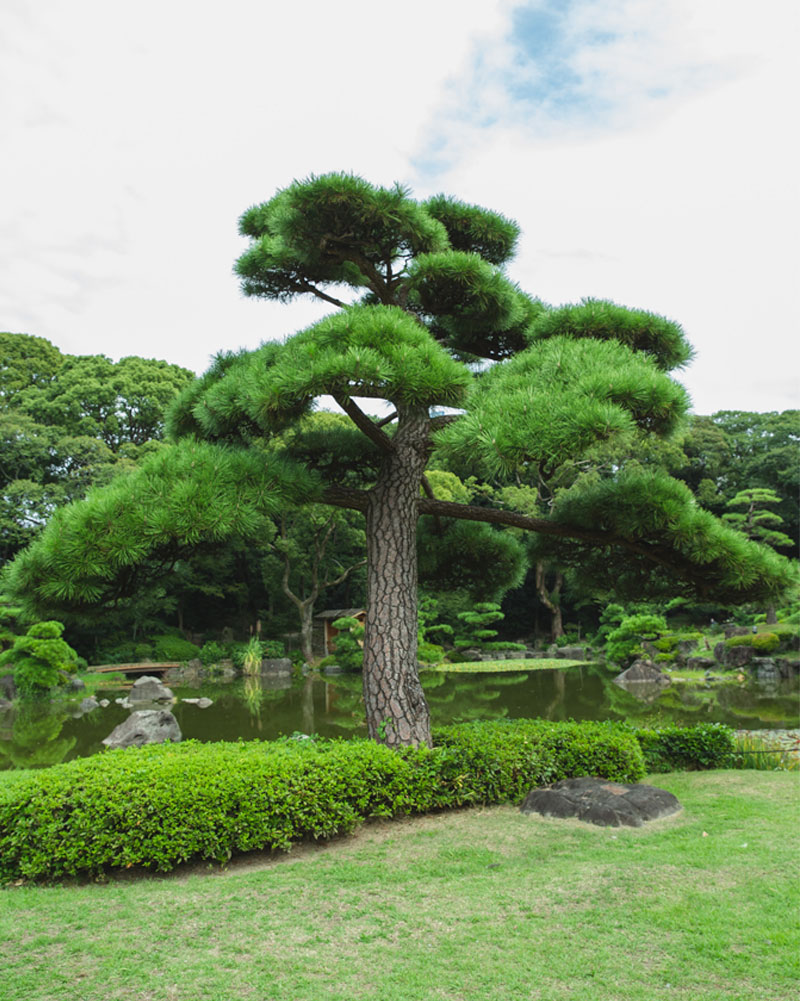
102;710;182;749
520;777;682;828
687;656;716;671
64;675;86;692
614;659;670;684
128;675;174;703
723;645;755;669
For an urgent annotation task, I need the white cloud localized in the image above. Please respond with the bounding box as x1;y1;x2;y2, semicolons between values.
1;0;797;413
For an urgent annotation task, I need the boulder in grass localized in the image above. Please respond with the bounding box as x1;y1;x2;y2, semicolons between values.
102;710;181;749
128;675;174;703
520;777;681;828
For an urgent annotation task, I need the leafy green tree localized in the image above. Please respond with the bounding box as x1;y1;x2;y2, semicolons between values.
0;620;80;696
4;174;793;746
676;410;799;546
0;334;194;566
262;504;366;663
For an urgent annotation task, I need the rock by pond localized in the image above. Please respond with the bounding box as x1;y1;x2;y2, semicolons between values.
102;709;182;749
520;777;681;828
128;675;174;704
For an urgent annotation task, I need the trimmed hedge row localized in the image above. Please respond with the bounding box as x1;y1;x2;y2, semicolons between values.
630;722;736;773
1;720;644;881
0;720;736;882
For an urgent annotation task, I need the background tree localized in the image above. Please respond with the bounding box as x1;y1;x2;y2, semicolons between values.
675;410;799;547
722;488;794;552
0;334;194;565
262;504;366;663
4;174;793;747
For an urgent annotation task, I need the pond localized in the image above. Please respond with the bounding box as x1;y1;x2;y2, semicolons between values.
1;663;798;770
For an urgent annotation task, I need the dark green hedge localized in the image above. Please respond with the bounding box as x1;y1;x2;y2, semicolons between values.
0;720;644;882
631;722;736;772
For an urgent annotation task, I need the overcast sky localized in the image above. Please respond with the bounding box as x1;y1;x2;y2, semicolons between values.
2;0;798;415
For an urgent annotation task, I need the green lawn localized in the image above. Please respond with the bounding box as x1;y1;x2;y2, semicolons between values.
422;657;589;673
2;770;797;1000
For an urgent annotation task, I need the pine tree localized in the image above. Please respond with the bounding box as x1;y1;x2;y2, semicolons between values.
4;173;794;746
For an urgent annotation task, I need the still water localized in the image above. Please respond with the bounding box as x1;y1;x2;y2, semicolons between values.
1;664;798;770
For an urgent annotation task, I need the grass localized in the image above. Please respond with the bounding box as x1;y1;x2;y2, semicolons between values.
1;770;797;1000
76;671;126;694
422;657;590;673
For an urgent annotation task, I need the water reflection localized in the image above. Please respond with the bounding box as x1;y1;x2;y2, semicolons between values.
1;664;797;770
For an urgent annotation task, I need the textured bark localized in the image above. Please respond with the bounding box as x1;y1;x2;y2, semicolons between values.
362;407;432;747
535;564;564;641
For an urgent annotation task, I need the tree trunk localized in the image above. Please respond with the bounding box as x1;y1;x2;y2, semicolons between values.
298;604;315;664
535;564;564;642
766;604;777;625
362;408;431;747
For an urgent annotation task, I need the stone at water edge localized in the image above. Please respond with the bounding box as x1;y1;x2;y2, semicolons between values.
520;777;682;828
102;710;182;750
614;659;670;685
71;696;100;717
128;675;174;703
181;697;214;708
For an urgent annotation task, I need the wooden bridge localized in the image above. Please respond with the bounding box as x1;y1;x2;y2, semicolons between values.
89;662;182;678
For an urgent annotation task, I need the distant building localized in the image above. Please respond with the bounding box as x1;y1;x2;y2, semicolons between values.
314;608;366;658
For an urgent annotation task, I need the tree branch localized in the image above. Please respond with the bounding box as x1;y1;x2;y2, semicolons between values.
322;485;370;514
377;411;398;427
323;557;367;591
334;395;395;453
297;281;348;309
428;414;461;431
414;495;700;578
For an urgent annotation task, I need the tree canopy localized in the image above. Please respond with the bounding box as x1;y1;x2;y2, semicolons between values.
3;173;794;746
0;334;195;565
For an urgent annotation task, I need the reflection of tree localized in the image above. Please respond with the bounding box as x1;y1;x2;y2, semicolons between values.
0;701;76;769
421;671;530;724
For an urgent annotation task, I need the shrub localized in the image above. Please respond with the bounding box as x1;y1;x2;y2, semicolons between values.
432;719;645;802
262;639;285;659
0;719;644;881
482;641;527;653
631;723;736;772
417;641;445;664
651;631;702;653
605;614;668;665
329;617;364;672
725;632;780;654
0;621;80;696
198;640;229;666
152;634;202;662
769;625;800;651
